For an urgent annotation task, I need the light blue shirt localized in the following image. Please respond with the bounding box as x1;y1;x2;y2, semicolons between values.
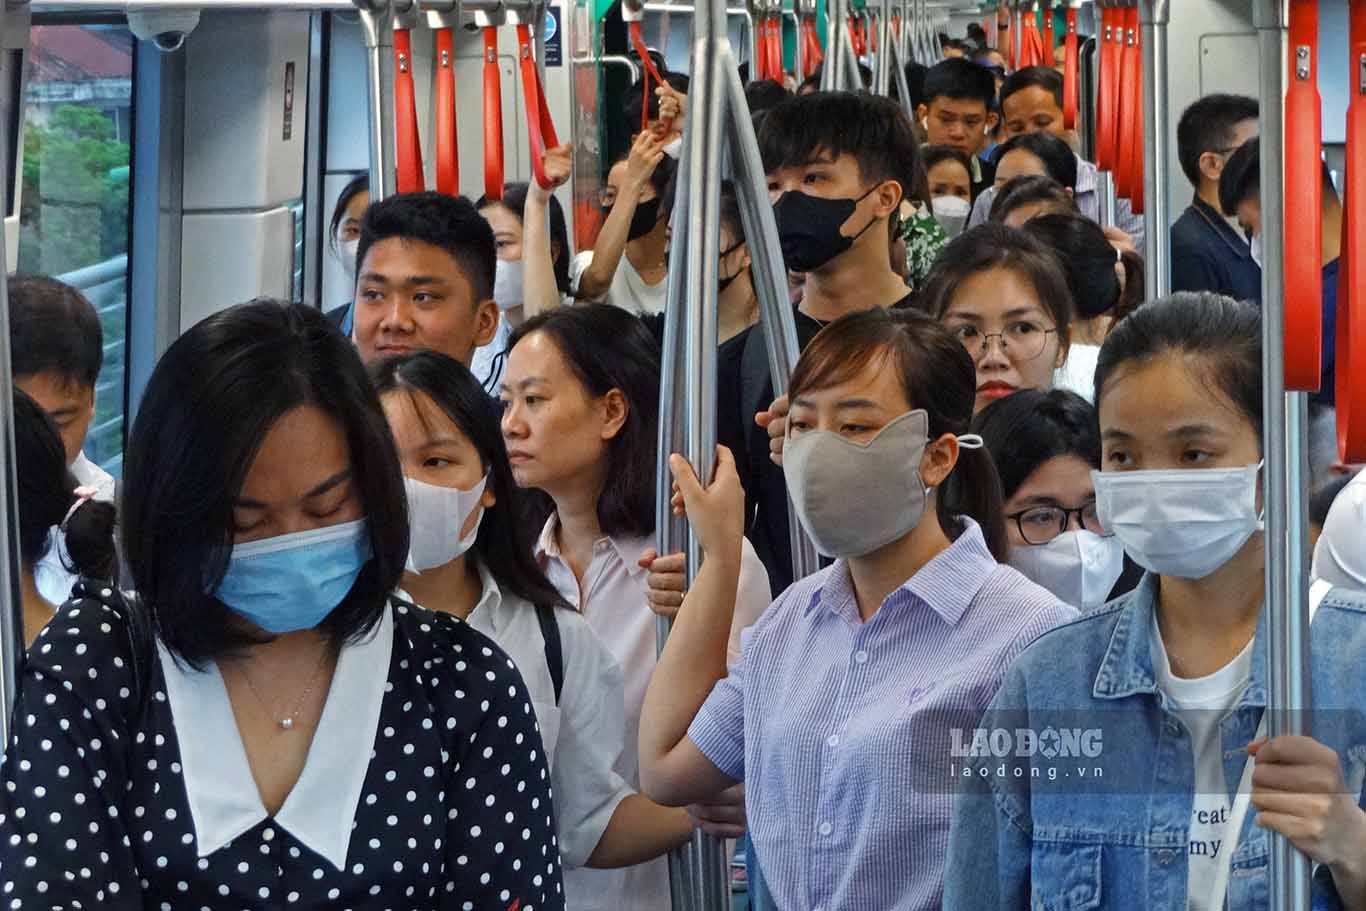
688;519;1077;911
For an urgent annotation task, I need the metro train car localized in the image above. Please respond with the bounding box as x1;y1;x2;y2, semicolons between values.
0;0;1363;908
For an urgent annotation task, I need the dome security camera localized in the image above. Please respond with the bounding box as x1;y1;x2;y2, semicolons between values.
127;10;201;52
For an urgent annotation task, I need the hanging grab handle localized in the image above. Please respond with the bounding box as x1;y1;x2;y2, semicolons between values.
628;19;674;133
1043;3;1055;62
517;21;561;189
434;27;459;195
483;25;505;200
1128;13;1144;214
1115;5;1140;202
1063;5;1079;129
1095;5;1118;171
768;14;784;79
394;26;425;192
1339;0;1366;458
1284;0;1324;391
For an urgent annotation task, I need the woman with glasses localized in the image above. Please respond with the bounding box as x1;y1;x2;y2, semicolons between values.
916;223;1073;415
972;387;1140;609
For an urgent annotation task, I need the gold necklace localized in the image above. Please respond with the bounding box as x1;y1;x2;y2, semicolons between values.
234;647;332;731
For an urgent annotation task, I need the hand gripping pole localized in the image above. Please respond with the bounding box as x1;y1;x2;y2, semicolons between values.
1283;0;1324;391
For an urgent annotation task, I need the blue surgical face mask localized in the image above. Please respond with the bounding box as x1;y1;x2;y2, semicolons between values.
213;518;372;634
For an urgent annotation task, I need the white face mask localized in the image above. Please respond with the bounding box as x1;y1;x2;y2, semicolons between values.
339;238;360;277
1008;530;1126;609
1092;463;1262;579
1249;232;1262;268
404;474;489;573
931;195;973;237
493;259;524;312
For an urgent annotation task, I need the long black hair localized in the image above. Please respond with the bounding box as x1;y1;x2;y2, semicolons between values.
14;390;117;583
122;299;410;669
788;307;1010;561
508;304;661;539
370;351;571;612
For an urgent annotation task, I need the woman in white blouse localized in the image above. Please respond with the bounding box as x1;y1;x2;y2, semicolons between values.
500;304;772;911
372;349;700;879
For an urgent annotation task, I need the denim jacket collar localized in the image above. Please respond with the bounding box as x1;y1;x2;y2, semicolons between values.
1091;573;1268;709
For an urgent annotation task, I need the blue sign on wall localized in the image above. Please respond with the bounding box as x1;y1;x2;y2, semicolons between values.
545;6;563;67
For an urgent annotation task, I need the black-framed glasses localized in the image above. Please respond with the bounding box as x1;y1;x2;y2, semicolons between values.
1006;503;1111;545
950;321;1058;362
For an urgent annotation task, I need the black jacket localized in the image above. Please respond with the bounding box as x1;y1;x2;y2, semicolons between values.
1170;195;1262;302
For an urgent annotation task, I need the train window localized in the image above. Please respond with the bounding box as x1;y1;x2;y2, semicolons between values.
19;24;133;477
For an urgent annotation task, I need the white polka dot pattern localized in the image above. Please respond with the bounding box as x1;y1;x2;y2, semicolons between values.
0;584;564;909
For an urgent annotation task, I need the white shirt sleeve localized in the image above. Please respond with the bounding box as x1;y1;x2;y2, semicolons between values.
569;250;601;301
549;609;636;869
728;538;774;667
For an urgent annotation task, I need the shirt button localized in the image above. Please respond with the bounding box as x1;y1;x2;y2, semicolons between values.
818;821;833;836
854;650;869;664
826;734;839;748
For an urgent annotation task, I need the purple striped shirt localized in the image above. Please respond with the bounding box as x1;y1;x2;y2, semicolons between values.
688;520;1077;911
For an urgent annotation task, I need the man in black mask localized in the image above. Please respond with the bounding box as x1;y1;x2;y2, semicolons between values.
715;91;919;595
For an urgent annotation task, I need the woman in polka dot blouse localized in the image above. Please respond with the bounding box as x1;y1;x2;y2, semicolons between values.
0;300;564;910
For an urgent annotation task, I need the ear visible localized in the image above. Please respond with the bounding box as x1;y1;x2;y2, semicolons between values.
920;433;960;489
1198;151;1224;186
916;103;929;123
599;388;630;441
875;179;904;219
473;299;500;350
986;111;1000;131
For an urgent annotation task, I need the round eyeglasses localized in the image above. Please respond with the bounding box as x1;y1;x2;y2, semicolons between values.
1006;503;1112;546
950;321;1058;362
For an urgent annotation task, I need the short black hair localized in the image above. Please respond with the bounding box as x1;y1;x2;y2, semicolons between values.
329;172;369;250
122;299;410;669
508;304;661;539
1095;292;1263;443
623;71;690;130
370;351;572;613
14;389;117;582
992;131;1078;190
1000;66;1063;110
972;387;1101;501
744;79;791;115
760;91;930;205
9;275;103;388
476;182;572;295
1217;137;1260;217
1175;94;1258;188
1310;472;1358;528
357;192;497;304
922;144;974;178
988;175;1078;223
923;57;997;110
918;222;1075;342
1025;213;1123;319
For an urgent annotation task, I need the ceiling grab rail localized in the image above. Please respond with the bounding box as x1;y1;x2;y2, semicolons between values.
393;0;425;192
1252;0;1315;908
355;0;399;200
1283;0;1323;391
1338;0;1366;460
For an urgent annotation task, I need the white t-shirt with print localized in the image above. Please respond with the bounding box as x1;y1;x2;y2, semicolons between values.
1150;616;1254;911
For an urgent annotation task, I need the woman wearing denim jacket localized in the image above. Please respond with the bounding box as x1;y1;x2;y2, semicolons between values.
944;293;1366;911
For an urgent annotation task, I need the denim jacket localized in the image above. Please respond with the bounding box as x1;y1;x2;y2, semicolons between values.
943;574;1366;911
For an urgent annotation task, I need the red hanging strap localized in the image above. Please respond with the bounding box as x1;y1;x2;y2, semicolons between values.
1339;0;1366;458
1043;5;1055;61
770;16;784;80
1128;16;1145;214
1285;0;1324;391
434;28;459;195
802;18;823;76
1063;7;1079;129
394;27;424;193
483;25;505;200
1114;7;1140;201
628;19;673;133
517;22;560;190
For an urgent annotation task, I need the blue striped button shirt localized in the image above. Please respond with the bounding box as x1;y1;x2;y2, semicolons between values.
687;520;1078;911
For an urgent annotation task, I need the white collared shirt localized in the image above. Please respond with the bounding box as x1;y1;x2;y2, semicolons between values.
34;452;117;606
536;514;772;911
458;562;635;869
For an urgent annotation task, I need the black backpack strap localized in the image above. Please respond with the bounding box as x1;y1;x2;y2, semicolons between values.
535;602;564;706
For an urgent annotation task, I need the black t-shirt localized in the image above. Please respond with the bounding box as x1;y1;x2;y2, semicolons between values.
718;293;917;595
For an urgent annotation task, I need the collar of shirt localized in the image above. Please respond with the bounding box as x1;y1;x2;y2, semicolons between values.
804;519;996;627
470;558;513;636
1190;194;1255;260
535;513;652;580
157;601;394;871
1090;572;1268;708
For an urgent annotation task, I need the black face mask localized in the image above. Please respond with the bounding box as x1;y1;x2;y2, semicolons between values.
627;198;663;241
717;239;746;292
772;184;884;273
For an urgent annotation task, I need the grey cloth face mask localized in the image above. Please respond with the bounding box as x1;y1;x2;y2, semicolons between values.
783;409;932;558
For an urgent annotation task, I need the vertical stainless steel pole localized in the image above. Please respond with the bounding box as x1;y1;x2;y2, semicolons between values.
874;0;892;95
842;3;863;87
0;0;25;739
356;0;398;200
821;0;844;89
1253;0;1313;907
1138;0;1169;295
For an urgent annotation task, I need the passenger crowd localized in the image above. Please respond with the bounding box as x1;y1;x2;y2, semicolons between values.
2;18;1364;911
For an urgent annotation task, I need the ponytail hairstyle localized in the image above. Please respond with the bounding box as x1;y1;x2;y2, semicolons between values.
787;308;1010;561
13;390;118;584
1112;249;1146;327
